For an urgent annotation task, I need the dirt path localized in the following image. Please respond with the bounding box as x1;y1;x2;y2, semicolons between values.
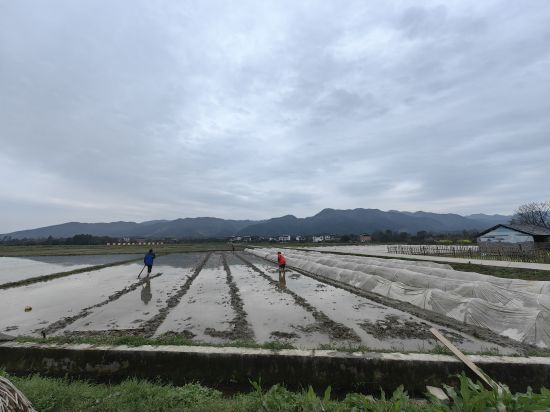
235;253;360;343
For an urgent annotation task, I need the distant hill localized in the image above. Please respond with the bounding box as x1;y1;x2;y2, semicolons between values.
2;218;256;240
1;209;511;239
236;209;511;236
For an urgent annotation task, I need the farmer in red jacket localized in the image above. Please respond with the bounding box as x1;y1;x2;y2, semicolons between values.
277;251;286;285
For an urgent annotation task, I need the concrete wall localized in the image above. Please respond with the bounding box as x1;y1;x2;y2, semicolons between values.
1;342;549;394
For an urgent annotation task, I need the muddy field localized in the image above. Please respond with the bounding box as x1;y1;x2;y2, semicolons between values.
0;251;523;354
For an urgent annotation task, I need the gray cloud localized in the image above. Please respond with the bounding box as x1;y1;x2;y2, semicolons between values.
1;0;550;232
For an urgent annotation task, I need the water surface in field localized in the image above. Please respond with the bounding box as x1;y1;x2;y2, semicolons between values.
61;254;202;333
154;254;235;342
0;263;143;335
0;254;139;284
0;250;522;354
226;255;334;348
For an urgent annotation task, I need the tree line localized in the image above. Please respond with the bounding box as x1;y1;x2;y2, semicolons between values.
339;230;479;244
0;234;119;246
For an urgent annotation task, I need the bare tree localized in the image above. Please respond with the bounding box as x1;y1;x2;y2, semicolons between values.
511;201;550;228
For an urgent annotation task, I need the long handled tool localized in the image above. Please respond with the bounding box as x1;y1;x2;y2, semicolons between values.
137;265;146;279
430;327;502;391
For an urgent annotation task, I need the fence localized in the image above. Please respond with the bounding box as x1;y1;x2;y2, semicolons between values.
386;244;550;263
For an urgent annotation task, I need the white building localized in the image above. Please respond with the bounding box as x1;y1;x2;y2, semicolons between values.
312;236;324;243
477;224;550;247
360;234;372;242
278;235;291;242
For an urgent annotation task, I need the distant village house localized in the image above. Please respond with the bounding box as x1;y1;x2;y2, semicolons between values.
312;235;335;242
477;224;550;250
359;234;372;243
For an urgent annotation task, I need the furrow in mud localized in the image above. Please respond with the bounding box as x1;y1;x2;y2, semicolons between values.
235;252;360;342
41;273;163;336
140;252;212;337
221;253;254;341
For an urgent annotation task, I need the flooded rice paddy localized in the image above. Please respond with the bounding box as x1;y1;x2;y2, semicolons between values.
0;254;139;285
0;251;520;354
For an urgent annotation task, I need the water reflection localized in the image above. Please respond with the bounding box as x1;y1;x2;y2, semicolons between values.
140;280;152;305
152;253;203;270
278;268;286;288
15;254;139;266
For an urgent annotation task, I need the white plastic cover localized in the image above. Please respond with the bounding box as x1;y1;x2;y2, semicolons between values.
247;248;550;348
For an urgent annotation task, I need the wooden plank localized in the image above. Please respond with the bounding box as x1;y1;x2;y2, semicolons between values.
430;327;501;391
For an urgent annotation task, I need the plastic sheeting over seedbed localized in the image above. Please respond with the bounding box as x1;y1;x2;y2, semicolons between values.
247;248;550;348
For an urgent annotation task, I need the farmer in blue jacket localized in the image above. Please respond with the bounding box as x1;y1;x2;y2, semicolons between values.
143;249;156;277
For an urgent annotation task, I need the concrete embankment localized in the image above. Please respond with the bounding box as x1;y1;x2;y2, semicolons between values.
1;342;549;394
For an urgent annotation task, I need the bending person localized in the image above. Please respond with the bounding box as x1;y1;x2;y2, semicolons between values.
143;249;156;277
277;251;286;285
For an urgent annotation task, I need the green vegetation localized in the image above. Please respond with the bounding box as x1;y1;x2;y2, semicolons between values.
365;230;478;244
20;336;549;357
317;343;373;353
1;369;549;412
0;243;242;257
316;343;454;356
1;370;252;412
427;373;550;411
17;335;439;354
15;335;295;351
450;262;550;281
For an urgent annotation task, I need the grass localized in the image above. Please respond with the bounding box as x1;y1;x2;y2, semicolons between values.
0;243;243;257
15;335;296;351
19;335;550;357
1;369;549;411
2;371;253;412
317;343;459;356
450;262;550;281
317;343;373;353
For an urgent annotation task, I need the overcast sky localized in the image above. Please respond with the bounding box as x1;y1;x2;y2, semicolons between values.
1;0;549;232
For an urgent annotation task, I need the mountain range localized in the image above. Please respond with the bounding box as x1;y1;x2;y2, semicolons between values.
1;209;511;239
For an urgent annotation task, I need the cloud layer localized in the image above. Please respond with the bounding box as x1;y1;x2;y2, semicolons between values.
1;0;549;231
